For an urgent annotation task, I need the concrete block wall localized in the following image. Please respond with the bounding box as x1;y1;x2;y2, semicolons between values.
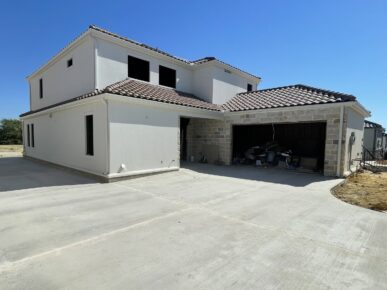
186;106;347;176
186;118;231;164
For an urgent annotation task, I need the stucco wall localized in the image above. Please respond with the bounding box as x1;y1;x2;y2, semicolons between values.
192;67;213;103
23;101;108;176
96;38;193;93
212;66;255;105
108;100;180;176
192;65;258;104
343;108;365;174
29;37;95;111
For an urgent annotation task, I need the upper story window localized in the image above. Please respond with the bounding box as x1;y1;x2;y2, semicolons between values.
159;65;176;88
247;84;253;92
128;56;150;82
39;78;43;99
67;58;73;67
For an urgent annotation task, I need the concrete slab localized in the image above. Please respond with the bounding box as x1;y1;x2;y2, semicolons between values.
0;158;386;289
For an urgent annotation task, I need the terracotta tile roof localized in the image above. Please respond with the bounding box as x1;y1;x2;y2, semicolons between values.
222;84;357;112
20;80;358;118
20;78;221;117
104;78;221;111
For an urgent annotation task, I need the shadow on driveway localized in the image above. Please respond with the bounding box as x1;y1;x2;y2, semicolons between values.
0;157;97;192
182;162;336;187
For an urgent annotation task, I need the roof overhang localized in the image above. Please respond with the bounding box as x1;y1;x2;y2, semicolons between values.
193;59;261;83
348;101;371;118
20;92;224;120
27;29;92;80
223;101;371;117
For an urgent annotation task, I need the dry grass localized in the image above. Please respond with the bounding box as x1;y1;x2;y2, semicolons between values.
0;145;23;152
333;171;387;212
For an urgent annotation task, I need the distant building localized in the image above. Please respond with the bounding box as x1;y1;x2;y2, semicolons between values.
364;120;386;158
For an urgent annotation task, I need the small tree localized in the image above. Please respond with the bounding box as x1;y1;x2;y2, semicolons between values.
0;119;22;145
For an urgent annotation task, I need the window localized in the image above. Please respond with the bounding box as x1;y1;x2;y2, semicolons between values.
27;124;30;147
128;56;150;82
67;58;73;67
39;78;43;99
247;83;253;92
85;115;94;156
159;65;176;88
31;124;35;148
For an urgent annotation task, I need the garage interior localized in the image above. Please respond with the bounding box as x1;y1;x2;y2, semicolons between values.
232;122;327;173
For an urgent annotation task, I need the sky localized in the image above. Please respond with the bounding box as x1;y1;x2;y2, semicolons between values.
0;0;386;126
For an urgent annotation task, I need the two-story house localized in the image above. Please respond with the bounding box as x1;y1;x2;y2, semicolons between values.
20;26;370;180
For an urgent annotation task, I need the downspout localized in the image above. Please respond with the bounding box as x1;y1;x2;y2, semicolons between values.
336;104;345;177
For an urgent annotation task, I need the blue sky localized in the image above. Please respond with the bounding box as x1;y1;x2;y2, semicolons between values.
1;0;386;126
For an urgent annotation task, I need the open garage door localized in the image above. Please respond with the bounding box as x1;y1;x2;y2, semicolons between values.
232;122;327;173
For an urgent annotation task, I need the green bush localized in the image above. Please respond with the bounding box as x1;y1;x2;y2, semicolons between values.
0;119;22;145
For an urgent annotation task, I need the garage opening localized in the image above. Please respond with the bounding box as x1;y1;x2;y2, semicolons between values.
232;122;327;173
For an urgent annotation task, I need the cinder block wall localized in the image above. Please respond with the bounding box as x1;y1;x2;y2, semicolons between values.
187;106;348;177
186;118;231;164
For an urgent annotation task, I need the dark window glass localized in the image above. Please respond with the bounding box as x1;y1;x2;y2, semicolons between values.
159;65;176;88
39;78;43;99
85;115;94;156
128;56;150;82
247;84;253;92
67;58;73;67
31;124;34;148
27;124;30;147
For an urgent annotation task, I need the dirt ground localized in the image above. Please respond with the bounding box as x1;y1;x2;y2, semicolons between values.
333;171;387;212
0;145;23;152
0;145;23;158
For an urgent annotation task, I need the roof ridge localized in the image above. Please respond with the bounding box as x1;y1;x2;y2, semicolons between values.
294;84;356;98
237;85;297;95
89;25;190;64
237;84;356;100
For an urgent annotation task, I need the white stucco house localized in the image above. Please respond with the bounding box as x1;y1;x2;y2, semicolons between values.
20;25;370;181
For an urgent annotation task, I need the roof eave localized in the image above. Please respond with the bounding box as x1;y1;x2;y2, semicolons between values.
26;29;93;80
193;59;261;82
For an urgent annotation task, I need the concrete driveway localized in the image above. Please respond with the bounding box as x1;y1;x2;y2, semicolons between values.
0;157;386;289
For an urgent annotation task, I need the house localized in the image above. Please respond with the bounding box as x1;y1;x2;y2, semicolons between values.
364;120;386;158
20;25;370;180
383;134;387;159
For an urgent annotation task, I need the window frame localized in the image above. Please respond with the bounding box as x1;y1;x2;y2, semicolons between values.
247;83;253;92
127;55;150;82
159;65;176;88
